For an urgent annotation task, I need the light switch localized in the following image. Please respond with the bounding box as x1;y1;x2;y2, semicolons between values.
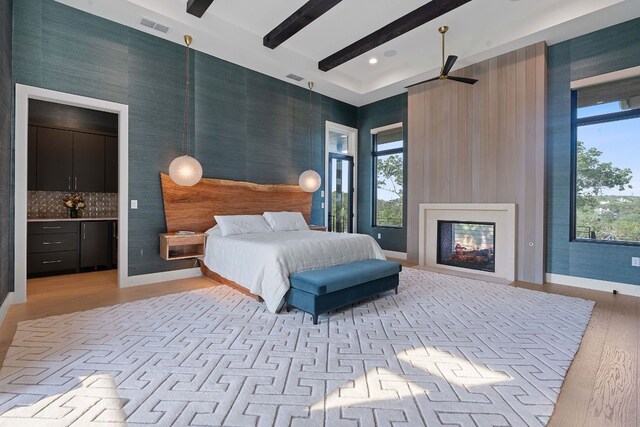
321;190;325;197
131;200;138;209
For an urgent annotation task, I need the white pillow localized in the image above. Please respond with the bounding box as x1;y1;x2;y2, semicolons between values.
263;211;309;231
214;215;273;237
205;225;222;237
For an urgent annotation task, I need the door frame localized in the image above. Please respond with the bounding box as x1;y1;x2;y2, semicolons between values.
14;85;128;303
324;121;358;232
327;153;355;233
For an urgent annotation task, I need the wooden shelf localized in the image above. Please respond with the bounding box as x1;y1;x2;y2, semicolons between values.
160;232;207;260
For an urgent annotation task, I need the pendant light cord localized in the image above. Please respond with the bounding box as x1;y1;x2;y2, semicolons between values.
308;81;313;168
183;35;192;157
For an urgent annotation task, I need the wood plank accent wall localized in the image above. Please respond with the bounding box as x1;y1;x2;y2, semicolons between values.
407;42;547;284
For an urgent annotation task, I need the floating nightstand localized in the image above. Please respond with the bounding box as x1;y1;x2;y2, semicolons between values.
308;225;327;231
160;232;207;260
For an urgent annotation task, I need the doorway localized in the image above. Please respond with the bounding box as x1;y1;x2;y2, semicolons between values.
14;85;129;304
328;153;354;233
325;121;358;232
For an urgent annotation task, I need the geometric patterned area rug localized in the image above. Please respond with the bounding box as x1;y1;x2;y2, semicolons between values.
0;268;594;427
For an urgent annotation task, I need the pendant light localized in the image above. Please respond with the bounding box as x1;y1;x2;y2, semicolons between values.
299;81;321;192
169;35;203;187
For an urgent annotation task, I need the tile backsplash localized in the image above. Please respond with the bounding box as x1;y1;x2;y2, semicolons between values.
28;191;118;219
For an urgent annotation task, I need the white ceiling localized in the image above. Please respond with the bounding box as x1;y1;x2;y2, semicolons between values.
56;0;640;106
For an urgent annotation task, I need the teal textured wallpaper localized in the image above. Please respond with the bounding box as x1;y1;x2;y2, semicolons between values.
12;0;357;277
0;0;13;305
547;17;640;285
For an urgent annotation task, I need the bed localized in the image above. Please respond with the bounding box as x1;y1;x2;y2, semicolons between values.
202;229;385;312
160;173;386;313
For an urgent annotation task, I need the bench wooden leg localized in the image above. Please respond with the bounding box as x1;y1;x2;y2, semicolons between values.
395;287;398;294
312;314;318;325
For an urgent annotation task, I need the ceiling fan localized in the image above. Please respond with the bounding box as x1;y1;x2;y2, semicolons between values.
407;26;478;88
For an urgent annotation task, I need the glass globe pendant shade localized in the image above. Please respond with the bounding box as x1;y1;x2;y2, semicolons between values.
298;169;321;192
169;155;203;187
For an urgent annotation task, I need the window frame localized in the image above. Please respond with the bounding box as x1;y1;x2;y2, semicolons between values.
570;89;640;246
371;123;404;229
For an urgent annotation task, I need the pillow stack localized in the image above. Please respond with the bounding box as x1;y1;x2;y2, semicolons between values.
211;212;309;236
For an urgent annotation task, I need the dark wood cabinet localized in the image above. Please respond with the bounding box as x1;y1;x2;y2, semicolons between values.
28;126;37;191
35;127;73;191
27;221;78;277
27;125;117;192
105;136;118;193
73;132;105;192
80;221;111;269
27;220;118;277
110;220;118;267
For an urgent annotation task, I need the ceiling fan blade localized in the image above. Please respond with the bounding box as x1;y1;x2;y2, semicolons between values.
447;75;478;85
405;76;441;89
442;55;457;76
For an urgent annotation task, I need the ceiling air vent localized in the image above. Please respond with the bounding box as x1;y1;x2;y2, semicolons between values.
139;18;170;34
286;73;304;82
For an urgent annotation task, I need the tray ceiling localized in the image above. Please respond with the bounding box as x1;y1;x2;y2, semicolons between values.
56;0;640;106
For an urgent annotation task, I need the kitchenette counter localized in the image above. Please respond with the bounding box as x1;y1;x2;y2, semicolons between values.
28;217;118;222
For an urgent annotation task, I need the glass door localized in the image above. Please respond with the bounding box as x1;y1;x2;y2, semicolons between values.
328;153;354;233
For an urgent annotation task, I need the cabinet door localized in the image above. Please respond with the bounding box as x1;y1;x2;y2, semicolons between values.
111;221;118;267
36;127;73;191
80;221;110;268
73;132;105;192
105;136;118;193
28;126;37;191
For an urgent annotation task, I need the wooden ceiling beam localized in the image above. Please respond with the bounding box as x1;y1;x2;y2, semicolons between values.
264;0;343;49
186;0;215;18
319;0;472;72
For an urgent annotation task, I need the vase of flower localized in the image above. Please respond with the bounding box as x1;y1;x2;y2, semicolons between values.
63;194;86;218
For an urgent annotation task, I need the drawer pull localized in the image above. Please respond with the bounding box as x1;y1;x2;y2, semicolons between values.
42;226;62;230
42;260;62;264
42;241;62;245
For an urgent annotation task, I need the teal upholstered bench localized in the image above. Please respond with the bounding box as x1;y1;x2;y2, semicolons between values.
286;259;402;324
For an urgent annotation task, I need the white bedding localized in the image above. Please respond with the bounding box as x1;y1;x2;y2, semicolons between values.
202;230;386;313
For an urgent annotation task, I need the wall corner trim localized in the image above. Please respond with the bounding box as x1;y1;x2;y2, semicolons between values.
546;273;640;297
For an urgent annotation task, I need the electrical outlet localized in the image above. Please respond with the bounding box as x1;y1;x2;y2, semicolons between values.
131;199;138;209
377;233;381;239
632;257;640;267
140;249;144;257
321;202;325;208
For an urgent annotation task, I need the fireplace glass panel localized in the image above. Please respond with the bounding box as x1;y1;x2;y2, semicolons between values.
437;221;495;272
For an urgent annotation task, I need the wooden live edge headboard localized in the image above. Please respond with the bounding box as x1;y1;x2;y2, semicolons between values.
160;173;313;233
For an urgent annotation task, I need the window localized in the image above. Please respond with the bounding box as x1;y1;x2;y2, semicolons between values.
572;74;640;244
372;124;404;228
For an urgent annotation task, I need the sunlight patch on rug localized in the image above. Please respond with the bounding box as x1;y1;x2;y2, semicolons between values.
0;268;594;426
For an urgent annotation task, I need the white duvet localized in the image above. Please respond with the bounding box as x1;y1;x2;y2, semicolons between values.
202;230;386;313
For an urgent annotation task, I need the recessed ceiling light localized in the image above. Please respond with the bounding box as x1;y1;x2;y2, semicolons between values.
384;50;397;57
369;57;378;64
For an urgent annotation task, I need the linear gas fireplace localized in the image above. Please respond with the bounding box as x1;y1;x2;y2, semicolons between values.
437;221;495;272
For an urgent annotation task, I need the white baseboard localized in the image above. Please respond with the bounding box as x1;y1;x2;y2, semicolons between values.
383;250;407;260
546;273;640;297
120;268;202;288
0;292;15;326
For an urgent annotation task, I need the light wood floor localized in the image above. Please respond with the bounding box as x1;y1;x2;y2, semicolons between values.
0;267;638;426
